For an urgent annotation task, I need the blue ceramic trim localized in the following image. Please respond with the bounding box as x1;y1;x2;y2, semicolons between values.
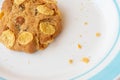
89;51;120;80
0;77;5;80
71;0;120;79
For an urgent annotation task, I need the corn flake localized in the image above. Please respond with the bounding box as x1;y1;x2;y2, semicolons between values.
14;0;25;5
18;32;33;45
40;22;55;35
37;5;54;15
0;30;15;48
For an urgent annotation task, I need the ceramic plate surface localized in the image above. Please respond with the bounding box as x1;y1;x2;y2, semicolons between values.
0;0;120;80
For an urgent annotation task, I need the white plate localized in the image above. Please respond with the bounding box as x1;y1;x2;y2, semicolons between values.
0;0;120;80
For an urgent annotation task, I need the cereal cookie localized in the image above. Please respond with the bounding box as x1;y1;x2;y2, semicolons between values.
0;0;62;53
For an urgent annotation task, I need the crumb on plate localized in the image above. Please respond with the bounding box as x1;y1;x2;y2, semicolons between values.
80;35;82;37
81;57;90;63
84;22;88;26
78;44;82;49
28;60;30;64
96;32;101;37
69;59;73;64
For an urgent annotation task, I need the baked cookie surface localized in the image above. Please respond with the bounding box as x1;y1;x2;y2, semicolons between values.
0;0;62;53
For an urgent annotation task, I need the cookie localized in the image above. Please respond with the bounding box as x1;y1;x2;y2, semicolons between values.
0;0;62;53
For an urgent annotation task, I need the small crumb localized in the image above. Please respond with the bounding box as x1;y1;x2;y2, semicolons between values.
81;57;90;63
80;35;82;37
96;32;101;37
28;60;30;64
78;44;82;49
69;59;73;64
84;22;88;26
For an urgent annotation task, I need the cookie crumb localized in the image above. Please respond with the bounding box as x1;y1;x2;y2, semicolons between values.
80;35;82;38
81;57;90;63
78;44;82;49
28;60;30;64
96;32;101;37
84;22;88;26
69;59;73;64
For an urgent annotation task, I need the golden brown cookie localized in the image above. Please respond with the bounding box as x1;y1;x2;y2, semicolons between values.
0;0;62;53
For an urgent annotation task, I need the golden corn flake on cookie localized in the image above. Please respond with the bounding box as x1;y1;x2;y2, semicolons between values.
0;0;62;53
